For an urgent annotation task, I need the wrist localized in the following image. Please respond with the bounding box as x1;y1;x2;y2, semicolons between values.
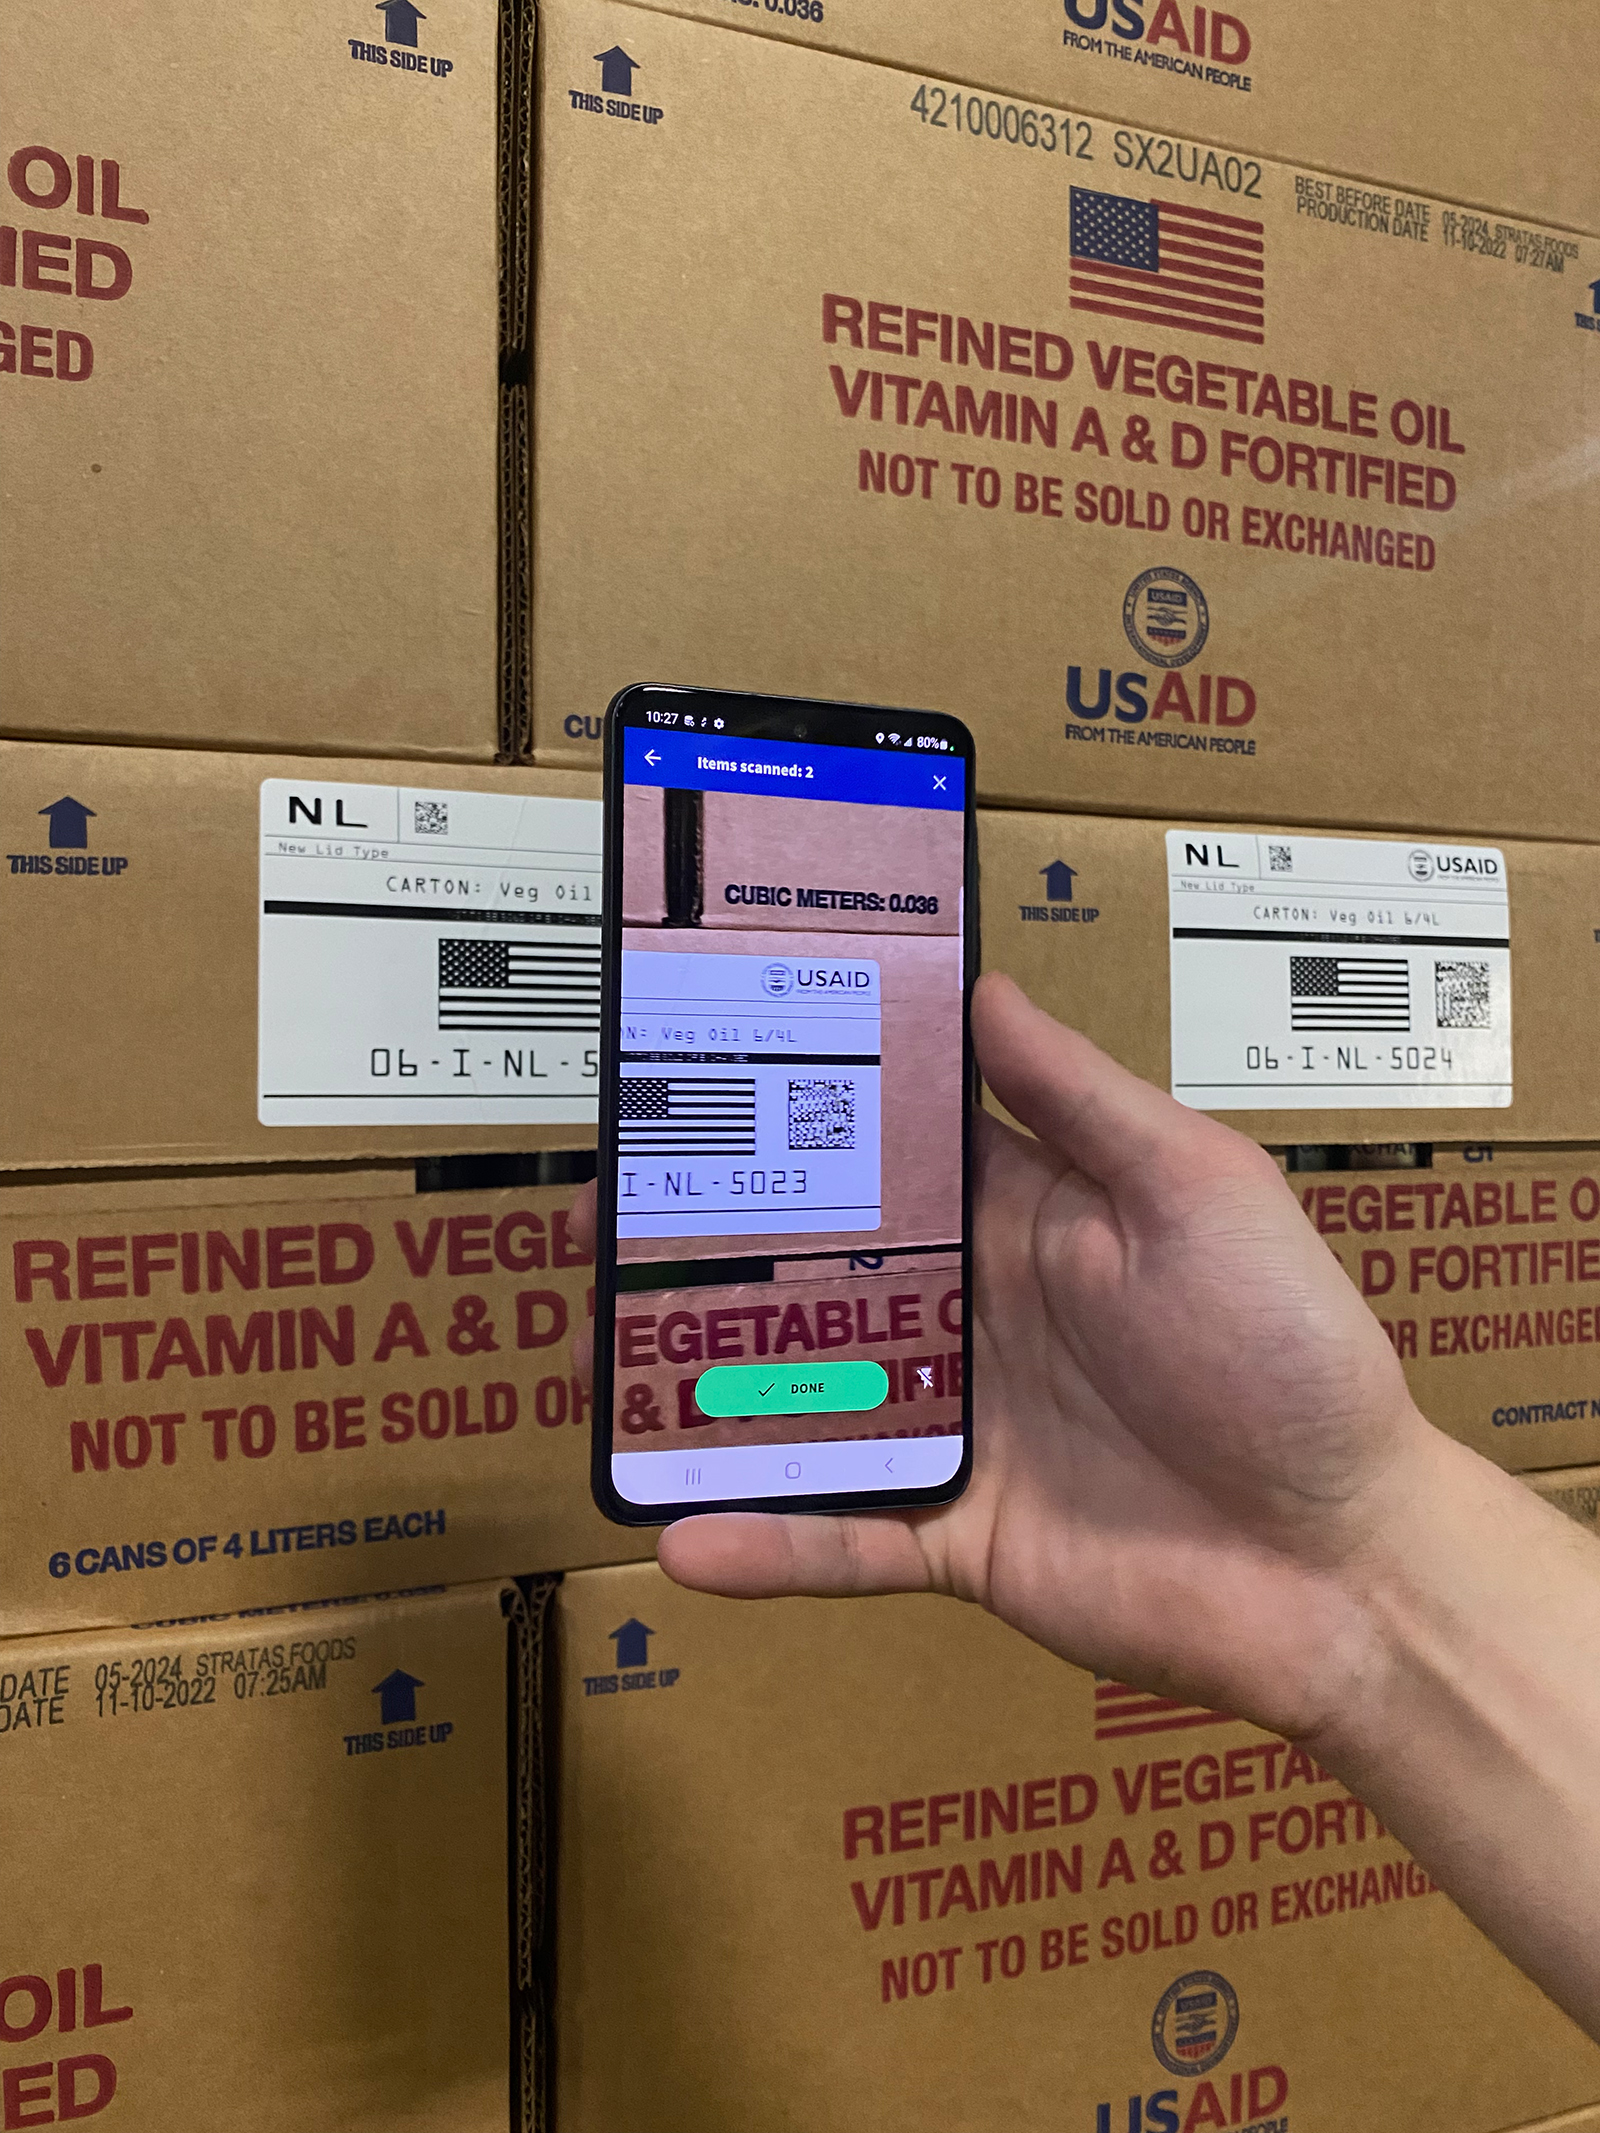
1297;1409;1466;1770
1301;1417;1533;1779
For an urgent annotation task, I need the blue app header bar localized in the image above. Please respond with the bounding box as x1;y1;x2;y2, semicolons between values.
623;727;965;811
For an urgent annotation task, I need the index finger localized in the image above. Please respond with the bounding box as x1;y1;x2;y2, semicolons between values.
568;1176;597;1257
973;971;1247;1213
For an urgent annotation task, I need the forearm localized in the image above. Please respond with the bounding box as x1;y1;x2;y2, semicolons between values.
1311;1423;1600;2039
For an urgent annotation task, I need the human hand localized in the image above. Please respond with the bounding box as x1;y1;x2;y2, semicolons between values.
572;971;1444;1742
573;973;1600;2040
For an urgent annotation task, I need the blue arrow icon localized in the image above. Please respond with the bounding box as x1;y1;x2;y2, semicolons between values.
39;797;95;850
594;45;639;95
376;0;426;44
609;1619;653;1669
373;1668;425;1723
1041;860;1077;902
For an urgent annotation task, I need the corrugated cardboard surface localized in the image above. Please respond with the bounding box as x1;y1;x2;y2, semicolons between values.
0;1164;419;1212
0;1580;534;2133
1;0;511;759
616;0;1600;238
1299;1150;1600;1474
529;2;1598;844
978;810;1600;1144
552;1563;1600;2131
0;742;602;1167
0;1177;649;1635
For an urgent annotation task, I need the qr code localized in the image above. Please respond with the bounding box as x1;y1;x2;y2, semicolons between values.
1435;960;1491;1030
788;1077;856;1151
1267;843;1293;874
413;799;449;836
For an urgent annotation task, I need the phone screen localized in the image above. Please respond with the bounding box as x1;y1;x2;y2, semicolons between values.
596;688;974;1519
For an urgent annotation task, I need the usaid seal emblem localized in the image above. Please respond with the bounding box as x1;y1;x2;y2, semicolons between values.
761;962;794;997
1151;1970;1240;2078
1408;849;1436;881
1123;566;1210;669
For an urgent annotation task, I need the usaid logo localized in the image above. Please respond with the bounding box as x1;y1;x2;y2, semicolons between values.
1063;0;1253;67
1150;1970;1239;2077
1410;848;1500;882
1091;1970;1290;2132
1066;667;1257;728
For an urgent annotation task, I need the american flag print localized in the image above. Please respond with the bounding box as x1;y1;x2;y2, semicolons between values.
618;1076;757;1157
437;937;601;1031
1094;1682;1234;1743
1069;187;1266;346
1289;955;1411;1033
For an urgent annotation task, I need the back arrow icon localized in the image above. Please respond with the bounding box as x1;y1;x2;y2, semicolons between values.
644;749;661;765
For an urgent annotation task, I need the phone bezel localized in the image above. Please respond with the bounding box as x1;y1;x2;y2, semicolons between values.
591;682;978;1527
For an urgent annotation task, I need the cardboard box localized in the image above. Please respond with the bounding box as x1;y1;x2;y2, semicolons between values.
0;1579;544;2132
0;0;523;759
0;1173;651;1635
0;1164;421;1212
1297;1148;1600;1475
978;810;1600;1145
529;3;1599;844
617;0;1600;241
551;1562;1600;2130
0;741;605;1168
1522;1467;1600;1530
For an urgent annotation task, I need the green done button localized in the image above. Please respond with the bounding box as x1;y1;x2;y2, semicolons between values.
693;1360;891;1419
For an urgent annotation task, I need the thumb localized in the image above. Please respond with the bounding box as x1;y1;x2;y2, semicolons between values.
659;1511;938;1600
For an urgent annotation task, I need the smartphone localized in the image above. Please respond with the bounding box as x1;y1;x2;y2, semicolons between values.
592;684;977;1525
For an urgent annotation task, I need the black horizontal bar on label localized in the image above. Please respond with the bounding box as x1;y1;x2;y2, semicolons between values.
1177;1082;1508;1093
1172;927;1509;949
263;900;600;927
619;1052;882;1067
618;1205;878;1216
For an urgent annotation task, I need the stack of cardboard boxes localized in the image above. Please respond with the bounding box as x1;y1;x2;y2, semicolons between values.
3;4;633;2122
4;0;1600;2124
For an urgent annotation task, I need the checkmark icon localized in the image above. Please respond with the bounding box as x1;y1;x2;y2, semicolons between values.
757;1382;775;1399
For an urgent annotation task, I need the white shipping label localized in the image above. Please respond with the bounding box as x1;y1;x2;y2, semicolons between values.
1167;831;1512;1112
617;948;882;1238
258;780;602;1128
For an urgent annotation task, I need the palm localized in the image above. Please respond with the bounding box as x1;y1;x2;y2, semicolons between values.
659;975;1427;1742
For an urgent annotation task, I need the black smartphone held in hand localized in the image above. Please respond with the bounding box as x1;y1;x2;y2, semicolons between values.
592;684;977;1526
